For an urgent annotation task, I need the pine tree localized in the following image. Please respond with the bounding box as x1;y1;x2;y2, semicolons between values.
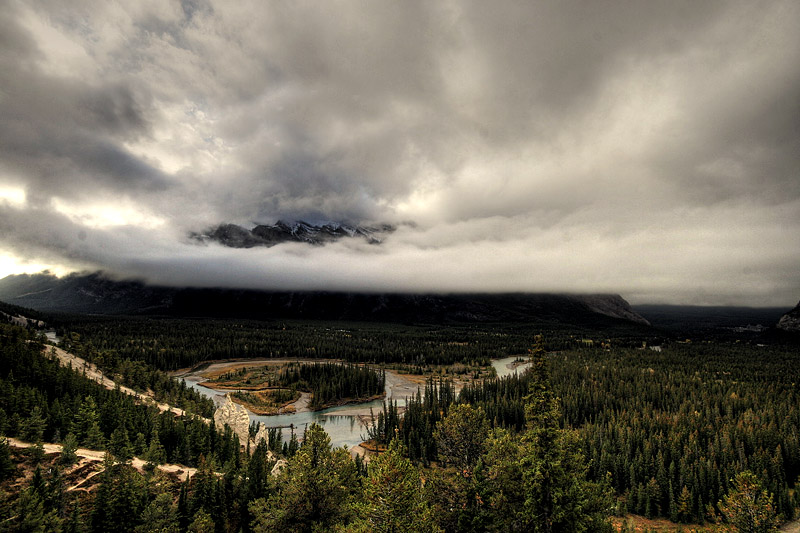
250;423;356;532
133;432;147;456
13;486;64;532
677;485;693;523
188;456;218;523
434;404;489;474
109;427;133;462
144;431;167;467
718;471;780;533
351;438;440;532
177;479;191;532
134;493;179;533
64;496;85;533
84;421;105;450
60;433;79;467
90;453;147;532
20;406;46;444
72;397;101;445
0;436;15;480
28;441;46;465
187;509;215;533
245;440;272;503
480;337;614;533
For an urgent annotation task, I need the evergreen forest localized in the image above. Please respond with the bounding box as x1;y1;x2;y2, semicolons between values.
274;362;385;410
1;311;798;532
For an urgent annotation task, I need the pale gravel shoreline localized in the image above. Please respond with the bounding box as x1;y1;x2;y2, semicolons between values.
179;358;422;419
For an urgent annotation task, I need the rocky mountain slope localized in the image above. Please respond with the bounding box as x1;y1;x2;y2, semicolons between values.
0;272;649;327
777;301;800;332
192;220;395;248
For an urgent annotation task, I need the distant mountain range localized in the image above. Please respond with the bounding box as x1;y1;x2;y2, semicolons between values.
192;220;395;248
0;272;650;327
632;304;790;333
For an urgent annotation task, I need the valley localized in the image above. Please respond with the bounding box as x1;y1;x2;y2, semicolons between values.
4;2;797;530
1;292;798;532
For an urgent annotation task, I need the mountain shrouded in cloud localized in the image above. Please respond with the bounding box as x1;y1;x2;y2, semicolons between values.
0;0;799;306
193;221;396;248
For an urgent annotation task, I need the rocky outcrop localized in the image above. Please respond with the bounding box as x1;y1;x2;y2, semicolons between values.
252;424;270;448
213;395;251;446
214;396;293;454
777;301;800;332
270;459;288;477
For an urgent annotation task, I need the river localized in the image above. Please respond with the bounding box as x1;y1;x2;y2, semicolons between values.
181;356;531;449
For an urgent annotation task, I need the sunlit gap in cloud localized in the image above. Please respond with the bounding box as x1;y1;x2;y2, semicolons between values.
50;197;166;230
0;253;70;280
0;187;26;208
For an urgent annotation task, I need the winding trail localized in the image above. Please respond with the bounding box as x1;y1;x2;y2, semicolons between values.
782;519;800;532
7;438;199;484
44;344;210;423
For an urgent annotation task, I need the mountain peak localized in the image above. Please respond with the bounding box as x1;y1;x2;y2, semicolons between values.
192;220;395;248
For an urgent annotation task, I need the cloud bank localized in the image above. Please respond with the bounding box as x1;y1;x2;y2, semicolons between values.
1;0;798;306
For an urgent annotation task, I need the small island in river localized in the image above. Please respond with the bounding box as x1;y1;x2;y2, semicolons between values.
198;361;386;415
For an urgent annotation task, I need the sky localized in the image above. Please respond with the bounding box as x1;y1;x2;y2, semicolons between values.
0;0;798;307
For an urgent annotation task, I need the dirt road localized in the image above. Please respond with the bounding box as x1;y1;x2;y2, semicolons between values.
7;437;198;482
45;344;209;422
782;519;800;532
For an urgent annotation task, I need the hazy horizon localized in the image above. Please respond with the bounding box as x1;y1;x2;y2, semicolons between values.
1;1;798;307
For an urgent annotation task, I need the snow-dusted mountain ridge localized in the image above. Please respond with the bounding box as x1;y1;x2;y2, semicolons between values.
192;220;395;248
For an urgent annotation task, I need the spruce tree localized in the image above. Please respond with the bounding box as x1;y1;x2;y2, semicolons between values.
0;436;15;480
134;493;179;533
20;406;46;444
718;471;780;533
109;427;133;462
434;404;489;474
353;438;440;532
60;433;79;467
250;423;356;532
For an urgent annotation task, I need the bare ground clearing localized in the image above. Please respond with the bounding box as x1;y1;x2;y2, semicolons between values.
8;437;199;483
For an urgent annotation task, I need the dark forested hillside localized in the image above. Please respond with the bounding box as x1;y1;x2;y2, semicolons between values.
0;272;650;327
0;325;224;464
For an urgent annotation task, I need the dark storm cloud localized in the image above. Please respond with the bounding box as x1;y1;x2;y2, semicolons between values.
0;4;169;203
1;0;799;305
